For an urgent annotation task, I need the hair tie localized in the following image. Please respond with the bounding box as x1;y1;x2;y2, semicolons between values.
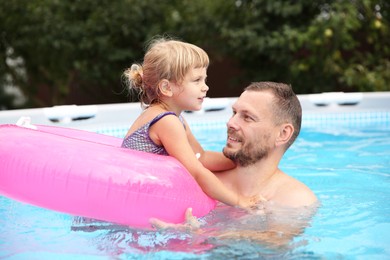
130;64;143;81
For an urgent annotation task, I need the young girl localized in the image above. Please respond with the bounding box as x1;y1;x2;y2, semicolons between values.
121;38;258;209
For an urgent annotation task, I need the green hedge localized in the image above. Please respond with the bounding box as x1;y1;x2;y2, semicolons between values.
1;0;389;109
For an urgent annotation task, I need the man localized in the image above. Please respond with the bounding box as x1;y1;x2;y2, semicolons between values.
152;82;318;245
217;81;317;208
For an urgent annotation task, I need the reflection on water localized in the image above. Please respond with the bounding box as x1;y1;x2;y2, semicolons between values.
69;202;318;258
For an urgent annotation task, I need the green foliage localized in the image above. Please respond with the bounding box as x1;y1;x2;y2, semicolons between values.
190;0;390;94
288;0;390;93
196;0;324;90
0;0;174;108
0;0;389;109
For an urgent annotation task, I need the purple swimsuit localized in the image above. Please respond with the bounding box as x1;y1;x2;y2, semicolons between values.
121;112;184;155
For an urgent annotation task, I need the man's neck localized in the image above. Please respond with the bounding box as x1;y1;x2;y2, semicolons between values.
234;158;280;198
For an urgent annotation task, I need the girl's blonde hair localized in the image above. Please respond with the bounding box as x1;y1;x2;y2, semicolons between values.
123;38;209;107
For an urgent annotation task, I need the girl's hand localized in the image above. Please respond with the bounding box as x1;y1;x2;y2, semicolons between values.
150;208;201;232
237;194;267;211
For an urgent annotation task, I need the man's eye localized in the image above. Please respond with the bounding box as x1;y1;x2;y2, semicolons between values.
243;115;253;121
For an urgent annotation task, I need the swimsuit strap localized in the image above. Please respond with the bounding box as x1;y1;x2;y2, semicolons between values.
150;111;186;129
149;112;177;127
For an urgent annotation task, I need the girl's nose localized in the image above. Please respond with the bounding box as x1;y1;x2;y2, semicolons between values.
202;83;209;92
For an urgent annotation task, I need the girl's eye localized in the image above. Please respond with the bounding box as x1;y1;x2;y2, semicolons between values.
194;77;206;83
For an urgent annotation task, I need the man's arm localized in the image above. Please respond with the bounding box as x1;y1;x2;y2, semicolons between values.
272;173;318;208
215;203;318;247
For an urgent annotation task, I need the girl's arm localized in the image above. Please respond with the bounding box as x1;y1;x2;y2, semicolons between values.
150;115;256;208
197;151;236;172
183;118;236;172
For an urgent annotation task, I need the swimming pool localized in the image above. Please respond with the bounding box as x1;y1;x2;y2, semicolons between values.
0;93;389;259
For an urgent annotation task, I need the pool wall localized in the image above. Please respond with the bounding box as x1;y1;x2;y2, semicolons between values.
0;92;389;136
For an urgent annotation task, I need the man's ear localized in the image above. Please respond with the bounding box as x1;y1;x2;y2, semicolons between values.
276;123;294;147
158;79;173;97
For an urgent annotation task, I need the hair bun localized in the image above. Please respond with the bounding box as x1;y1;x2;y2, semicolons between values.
124;64;143;90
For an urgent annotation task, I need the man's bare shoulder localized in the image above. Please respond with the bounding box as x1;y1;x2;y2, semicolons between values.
273;172;317;208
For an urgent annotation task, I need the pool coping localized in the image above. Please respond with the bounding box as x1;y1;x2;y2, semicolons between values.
0;92;389;132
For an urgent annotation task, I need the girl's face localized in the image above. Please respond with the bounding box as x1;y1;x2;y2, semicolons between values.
171;67;209;111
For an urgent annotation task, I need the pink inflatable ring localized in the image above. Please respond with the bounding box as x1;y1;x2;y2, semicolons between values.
0;124;216;228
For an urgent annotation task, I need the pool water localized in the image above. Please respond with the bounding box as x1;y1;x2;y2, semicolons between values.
1;121;389;259
283;125;390;259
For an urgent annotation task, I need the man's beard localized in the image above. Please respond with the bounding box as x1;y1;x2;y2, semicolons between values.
223;131;270;167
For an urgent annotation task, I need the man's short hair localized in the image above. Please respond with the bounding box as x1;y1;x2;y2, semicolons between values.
245;82;302;149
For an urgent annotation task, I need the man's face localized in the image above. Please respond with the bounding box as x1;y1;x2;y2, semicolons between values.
223;90;277;167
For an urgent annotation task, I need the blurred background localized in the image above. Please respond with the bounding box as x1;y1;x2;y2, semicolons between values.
0;0;389;110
